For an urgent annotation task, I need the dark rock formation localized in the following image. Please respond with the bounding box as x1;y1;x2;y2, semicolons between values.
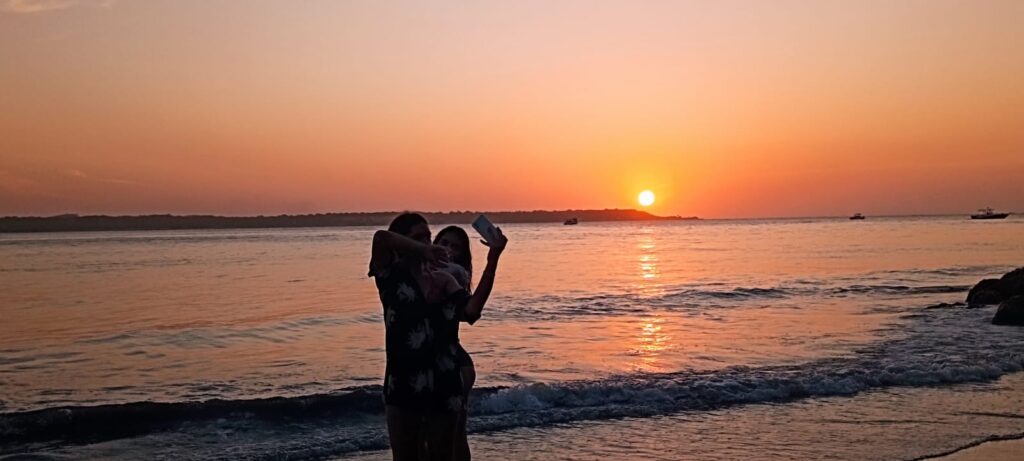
992;295;1024;326
1000;268;1024;297
967;278;1007;306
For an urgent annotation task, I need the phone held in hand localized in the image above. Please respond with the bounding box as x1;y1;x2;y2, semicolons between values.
472;214;498;244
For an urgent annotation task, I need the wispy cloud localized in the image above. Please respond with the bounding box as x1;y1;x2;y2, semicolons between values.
63;168;143;186
1;0;115;14
102;177;144;186
64;168;87;178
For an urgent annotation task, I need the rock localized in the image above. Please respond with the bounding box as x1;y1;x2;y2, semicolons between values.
992;295;1024;326
967;278;1006;305
999;267;1024;297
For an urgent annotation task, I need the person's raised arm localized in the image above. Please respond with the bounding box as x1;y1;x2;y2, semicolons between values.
463;228;508;324
369;230;448;276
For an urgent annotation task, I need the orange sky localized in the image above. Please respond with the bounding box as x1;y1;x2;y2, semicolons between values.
1;0;1022;218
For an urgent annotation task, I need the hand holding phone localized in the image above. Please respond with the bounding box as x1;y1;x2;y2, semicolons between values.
472;214;499;245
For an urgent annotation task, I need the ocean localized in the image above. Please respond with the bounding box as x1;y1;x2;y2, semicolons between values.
2;216;1023;460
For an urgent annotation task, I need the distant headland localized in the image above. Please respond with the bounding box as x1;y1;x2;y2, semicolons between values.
0;209;698;233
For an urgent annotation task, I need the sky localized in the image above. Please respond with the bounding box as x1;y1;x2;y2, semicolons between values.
1;0;1022;218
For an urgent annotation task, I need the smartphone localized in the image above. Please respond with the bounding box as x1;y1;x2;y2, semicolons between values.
471;214;498;244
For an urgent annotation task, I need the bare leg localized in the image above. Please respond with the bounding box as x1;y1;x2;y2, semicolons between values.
423;411;460;461
386;405;423;461
455;365;476;461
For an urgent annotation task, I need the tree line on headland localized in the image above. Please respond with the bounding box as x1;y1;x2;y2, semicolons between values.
0;209;697;233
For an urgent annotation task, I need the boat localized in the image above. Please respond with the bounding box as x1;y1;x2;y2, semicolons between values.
563;218;578;225
971;208;1010;220
849;213;865;220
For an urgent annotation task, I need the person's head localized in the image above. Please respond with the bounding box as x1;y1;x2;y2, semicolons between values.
388;212;430;244
434;226;472;272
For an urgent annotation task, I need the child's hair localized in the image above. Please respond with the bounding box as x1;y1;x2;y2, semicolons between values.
434;225;472;290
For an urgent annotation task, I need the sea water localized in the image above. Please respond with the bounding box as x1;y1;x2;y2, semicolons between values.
2;216;1023;460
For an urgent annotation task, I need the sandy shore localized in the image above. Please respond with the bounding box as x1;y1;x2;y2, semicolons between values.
931;438;1024;461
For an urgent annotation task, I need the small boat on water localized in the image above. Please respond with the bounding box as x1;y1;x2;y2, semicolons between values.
849;213;865;220
563;218;578;225
971;208;1010;220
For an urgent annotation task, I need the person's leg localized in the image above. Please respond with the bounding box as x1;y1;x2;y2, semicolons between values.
454;365;476;461
386;405;423;461
423;411;460;461
454;409;470;461
418;424;431;461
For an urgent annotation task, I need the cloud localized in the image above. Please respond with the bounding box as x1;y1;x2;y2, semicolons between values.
63;168;143;186
102;177;143;186
1;0;115;14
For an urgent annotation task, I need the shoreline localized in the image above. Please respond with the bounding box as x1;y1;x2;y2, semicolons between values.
0;212;1016;234
916;434;1024;461
0;209;696;233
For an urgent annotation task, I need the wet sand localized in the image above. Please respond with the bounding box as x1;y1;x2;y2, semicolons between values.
932;438;1024;461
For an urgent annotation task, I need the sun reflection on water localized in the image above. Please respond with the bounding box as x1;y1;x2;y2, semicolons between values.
635;227;664;298
632;227;674;371
634;316;672;372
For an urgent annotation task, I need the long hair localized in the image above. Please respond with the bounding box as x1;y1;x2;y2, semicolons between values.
434;225;472;290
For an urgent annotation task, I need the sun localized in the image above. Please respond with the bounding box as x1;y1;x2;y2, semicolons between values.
638;190;655;207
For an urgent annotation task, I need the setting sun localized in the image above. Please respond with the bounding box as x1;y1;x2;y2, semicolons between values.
638;190;656;207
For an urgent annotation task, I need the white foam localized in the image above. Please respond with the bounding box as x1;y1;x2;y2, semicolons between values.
468;306;1024;433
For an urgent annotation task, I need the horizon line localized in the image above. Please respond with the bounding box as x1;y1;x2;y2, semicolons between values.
2;209;1017;222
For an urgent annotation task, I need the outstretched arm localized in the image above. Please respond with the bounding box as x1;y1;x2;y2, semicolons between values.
463;228;508;324
369;230;447;276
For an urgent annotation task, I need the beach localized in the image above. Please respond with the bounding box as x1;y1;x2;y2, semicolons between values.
2;216;1023;460
933;439;1024;461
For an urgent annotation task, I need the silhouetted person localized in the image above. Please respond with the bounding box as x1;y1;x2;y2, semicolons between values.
368;213;506;461
434;225;507;460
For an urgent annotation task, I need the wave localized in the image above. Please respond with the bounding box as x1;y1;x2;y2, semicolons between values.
872;265;1008;277
4;306;1022;459
0;386;384;446
495;280;972;319
828;284;970;295
51;276;974;354
466;306;1024;435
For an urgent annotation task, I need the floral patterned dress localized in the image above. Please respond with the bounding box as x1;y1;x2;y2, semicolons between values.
372;262;470;413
